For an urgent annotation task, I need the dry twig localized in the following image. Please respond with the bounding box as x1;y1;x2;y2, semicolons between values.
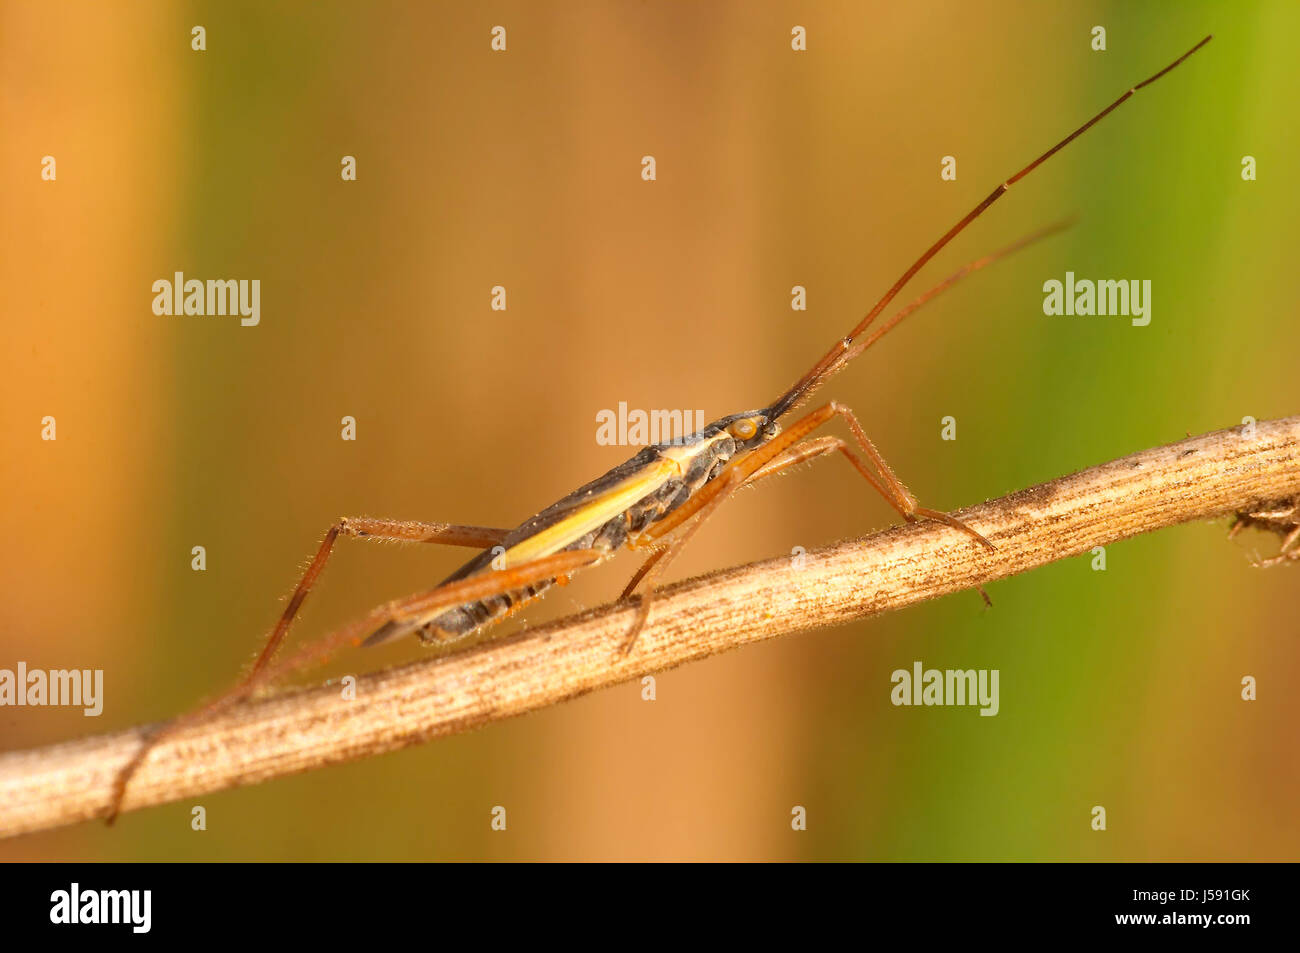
1;416;1297;838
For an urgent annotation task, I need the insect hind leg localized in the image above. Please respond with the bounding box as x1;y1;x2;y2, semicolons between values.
249;517;511;686
107;547;606;823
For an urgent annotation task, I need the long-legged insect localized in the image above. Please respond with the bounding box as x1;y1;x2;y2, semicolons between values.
109;36;1212;821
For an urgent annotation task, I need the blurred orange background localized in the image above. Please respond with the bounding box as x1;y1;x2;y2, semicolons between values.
2;0;1296;860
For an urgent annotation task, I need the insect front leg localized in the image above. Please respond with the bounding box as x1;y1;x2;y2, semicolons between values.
645;401;994;551
744;402;995;549
813;402;995;550
742;434;994;605
616;404;998;656
741;435;844;483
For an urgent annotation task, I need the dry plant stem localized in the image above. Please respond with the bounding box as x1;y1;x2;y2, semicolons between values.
2;415;1297;838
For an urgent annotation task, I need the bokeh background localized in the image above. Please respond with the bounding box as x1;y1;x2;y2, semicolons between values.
2;0;1296;861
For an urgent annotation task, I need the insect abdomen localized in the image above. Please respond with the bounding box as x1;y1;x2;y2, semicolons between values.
414;511;634;645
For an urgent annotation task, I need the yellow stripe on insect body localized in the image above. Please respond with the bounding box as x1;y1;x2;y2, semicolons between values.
499;455;683;566
497;433;733;567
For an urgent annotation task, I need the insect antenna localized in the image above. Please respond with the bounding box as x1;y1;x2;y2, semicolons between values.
767;35;1212;422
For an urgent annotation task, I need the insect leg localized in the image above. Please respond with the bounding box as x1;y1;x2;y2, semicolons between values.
646;401;992;550
616;418;901;655
106;543;594;825
251;518;510;687
622;441;850;596
254;548;609;684
618;474;743;656
616;405;995;656
741;436;846;484
823;403;995;550
742;434;994;605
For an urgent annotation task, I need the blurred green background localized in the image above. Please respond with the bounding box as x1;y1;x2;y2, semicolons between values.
2;0;1296;860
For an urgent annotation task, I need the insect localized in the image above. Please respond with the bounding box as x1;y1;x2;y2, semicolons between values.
108;35;1212;821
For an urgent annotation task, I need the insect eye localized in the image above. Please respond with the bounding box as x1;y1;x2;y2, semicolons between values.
729;419;758;440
